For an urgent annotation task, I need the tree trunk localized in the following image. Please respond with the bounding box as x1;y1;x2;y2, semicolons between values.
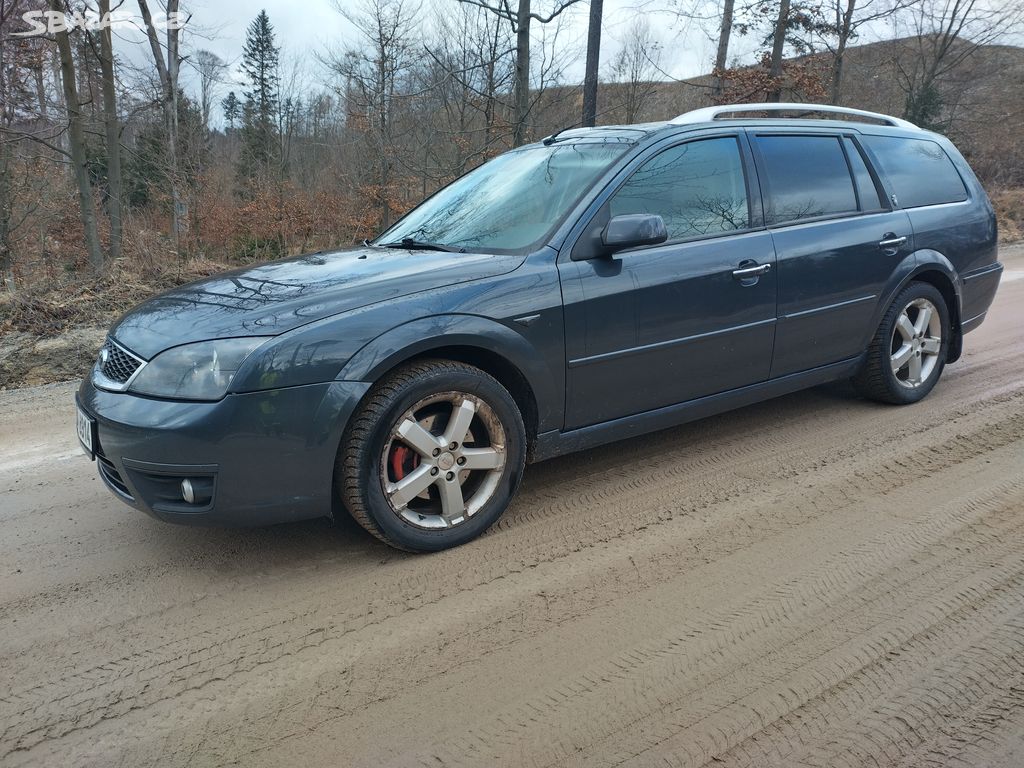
0;29;10;286
49;44;68;156
513;0;531;147
714;0;734;97
167;0;184;246
51;0;104;272
581;0;603;126
33;63;48;121
0;138;11;288
831;0;857;103
137;0;183;254
98;0;122;262
767;0;791;102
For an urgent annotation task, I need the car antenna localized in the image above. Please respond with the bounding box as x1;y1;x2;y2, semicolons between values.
543;122;581;146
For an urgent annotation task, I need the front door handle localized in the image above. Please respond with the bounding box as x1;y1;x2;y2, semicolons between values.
878;235;907;248
732;263;772;279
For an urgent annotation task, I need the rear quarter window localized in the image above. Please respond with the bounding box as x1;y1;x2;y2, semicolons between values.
862;136;968;208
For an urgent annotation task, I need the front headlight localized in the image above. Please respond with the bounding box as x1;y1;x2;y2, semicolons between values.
129;338;268;400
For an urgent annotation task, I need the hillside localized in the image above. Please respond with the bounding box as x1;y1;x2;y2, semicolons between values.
538;39;1024;188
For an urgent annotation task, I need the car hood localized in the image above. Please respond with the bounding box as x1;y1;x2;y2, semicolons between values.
111;246;525;359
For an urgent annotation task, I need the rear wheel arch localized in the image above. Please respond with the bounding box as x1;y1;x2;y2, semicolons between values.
908;266;962;363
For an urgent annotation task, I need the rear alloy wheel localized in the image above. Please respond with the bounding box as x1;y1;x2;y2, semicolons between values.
854;282;950;405
890;297;943;389
339;360;526;551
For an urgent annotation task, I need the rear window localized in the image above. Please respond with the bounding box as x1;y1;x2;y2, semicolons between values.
862;136;968;208
756;135;858;223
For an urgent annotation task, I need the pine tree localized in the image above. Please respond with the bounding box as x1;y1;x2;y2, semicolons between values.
222;91;241;131
238;10;281;183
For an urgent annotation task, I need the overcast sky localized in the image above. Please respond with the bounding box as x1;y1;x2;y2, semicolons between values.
103;0;737;126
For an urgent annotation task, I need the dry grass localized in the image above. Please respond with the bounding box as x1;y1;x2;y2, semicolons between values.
992;188;1024;243
0;257;227;338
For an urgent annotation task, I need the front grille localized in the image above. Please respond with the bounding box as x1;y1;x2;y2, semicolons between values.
98;339;142;385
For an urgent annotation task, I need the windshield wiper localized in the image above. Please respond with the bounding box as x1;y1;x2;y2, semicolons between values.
379;238;465;253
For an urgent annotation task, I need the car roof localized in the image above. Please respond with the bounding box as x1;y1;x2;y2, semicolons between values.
540;103;930;147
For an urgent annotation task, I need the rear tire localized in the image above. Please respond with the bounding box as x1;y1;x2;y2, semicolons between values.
337;359;527;552
853;282;950;405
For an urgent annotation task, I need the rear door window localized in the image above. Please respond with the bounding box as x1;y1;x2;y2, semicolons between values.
755;135;858;223
862;135;968;208
609;136;750;241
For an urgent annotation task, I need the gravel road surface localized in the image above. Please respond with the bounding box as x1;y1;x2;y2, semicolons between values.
2;245;1023;767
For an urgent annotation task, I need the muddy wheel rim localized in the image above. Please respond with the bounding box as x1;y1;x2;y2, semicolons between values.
380;391;507;530
891;297;941;389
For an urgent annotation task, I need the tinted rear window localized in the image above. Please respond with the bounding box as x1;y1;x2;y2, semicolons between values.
862;136;968;208
756;135;858;223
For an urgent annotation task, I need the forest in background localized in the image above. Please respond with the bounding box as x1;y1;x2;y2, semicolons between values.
0;0;1023;339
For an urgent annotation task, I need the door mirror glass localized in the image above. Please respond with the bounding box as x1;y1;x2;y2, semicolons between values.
601;214;668;253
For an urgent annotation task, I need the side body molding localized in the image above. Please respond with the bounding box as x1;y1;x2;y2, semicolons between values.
337;314;565;434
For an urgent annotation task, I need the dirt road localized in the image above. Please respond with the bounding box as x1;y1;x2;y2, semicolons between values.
2;246;1023;768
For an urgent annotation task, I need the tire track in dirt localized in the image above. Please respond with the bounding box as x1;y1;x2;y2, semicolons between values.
3;389;1022;761
1;246;1022;767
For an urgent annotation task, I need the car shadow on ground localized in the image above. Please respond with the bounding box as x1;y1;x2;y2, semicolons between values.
119;381;873;566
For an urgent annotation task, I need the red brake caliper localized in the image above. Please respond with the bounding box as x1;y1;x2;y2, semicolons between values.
390;445;419;480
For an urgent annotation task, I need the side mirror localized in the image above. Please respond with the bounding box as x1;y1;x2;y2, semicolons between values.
601;214;668;254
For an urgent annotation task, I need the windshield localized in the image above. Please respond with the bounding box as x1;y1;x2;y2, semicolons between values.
377;141;631;253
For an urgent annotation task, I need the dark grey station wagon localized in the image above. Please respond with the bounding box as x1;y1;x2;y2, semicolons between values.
77;103;1004;551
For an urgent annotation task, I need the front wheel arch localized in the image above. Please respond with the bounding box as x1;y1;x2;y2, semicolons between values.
336;314;558;440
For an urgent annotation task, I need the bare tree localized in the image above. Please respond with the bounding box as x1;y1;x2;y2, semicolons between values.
193;49;226;131
890;0;1024;128
810;0;914;103
422;2;516;172
714;0;735;95
97;0;122;261
49;0;103;271
608;17;662;123
327;0;420;229
138;0;186;252
456;0;583;146
581;0;603;126
767;0;792;100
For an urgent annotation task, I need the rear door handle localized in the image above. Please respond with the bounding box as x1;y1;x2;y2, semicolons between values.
878;235;907;248
732;263;772;279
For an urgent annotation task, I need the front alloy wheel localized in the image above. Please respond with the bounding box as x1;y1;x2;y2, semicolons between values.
382;392;507;529
339;359;526;551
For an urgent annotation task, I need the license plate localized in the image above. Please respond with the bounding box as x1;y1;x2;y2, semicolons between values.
76;404;95;459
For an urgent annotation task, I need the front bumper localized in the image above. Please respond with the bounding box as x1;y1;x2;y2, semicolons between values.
77;378;370;527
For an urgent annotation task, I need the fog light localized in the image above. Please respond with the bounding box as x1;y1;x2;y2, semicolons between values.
179;476;214;506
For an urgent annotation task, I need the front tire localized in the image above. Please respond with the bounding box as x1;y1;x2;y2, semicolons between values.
338;359;527;552
853;282;950;405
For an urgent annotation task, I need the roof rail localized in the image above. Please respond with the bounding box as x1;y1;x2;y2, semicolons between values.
669;103;918;130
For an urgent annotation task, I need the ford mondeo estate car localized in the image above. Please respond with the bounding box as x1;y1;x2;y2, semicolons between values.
77;103;1004;551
